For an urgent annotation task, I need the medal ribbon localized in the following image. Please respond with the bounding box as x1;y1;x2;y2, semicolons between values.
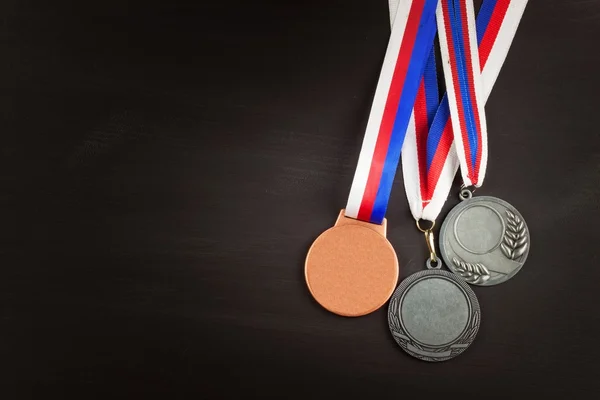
345;0;439;225
399;0;528;221
438;0;488;188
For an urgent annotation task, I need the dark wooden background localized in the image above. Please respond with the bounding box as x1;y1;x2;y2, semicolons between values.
2;0;599;397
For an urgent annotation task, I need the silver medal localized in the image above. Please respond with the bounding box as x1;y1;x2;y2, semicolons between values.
439;195;530;286
388;266;480;362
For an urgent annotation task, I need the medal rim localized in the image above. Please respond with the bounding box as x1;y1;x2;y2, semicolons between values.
439;195;530;286
388;269;480;362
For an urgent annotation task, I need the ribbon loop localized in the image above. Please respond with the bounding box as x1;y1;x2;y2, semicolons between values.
438;0;488;188
400;0;528;222
346;0;439;224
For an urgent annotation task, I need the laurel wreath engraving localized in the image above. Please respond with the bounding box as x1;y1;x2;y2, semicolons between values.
500;210;528;260
454;310;480;345
452;257;491;284
389;294;444;362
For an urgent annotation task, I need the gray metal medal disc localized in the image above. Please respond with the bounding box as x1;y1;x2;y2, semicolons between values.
388;269;480;362
440;196;530;286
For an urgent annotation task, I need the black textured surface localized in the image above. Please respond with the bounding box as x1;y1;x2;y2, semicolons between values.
2;0;599;398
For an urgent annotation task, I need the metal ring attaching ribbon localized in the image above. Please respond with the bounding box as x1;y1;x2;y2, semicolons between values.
416;219;435;233
416;220;439;266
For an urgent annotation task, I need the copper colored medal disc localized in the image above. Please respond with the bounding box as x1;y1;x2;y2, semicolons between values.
305;210;399;317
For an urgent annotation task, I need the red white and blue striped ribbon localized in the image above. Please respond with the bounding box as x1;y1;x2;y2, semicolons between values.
345;0;439;225
398;0;528;221
438;0;488;188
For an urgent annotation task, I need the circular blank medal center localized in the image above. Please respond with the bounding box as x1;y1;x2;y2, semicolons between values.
455;204;504;254
401;277;469;346
305;225;398;317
